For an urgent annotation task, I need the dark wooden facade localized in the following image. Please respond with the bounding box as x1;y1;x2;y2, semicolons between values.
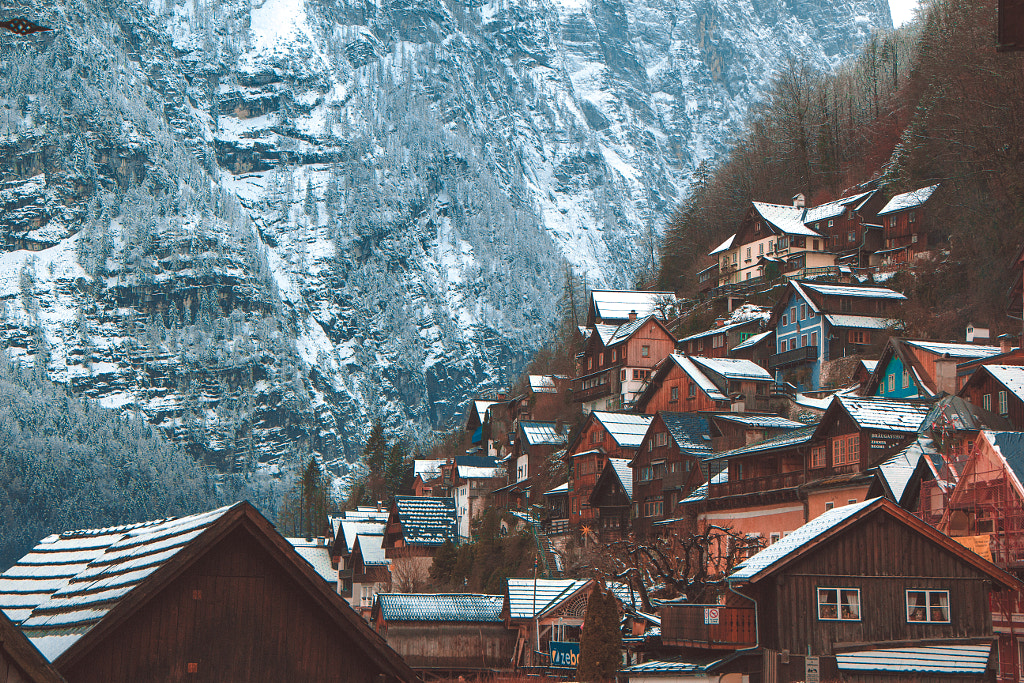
636;357;730;415
630;413;706;539
566;415;641;526
960;366;1024;430
574;316;676;410
679;319;763;359
52;508;418;683
372;621;515;670
0;610;64;683
588;462;632;540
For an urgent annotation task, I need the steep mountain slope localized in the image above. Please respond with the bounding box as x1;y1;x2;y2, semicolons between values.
0;0;890;466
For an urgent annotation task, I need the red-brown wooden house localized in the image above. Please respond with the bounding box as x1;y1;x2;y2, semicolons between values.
873;184;940;269
959;365;1024;430
0;610;64;683
0;502;419;683
635;353;774;415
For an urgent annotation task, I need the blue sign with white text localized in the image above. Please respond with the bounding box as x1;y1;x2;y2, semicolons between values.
549;641;580;668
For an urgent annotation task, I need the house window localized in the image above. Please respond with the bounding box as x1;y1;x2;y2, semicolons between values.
746;247;751;260
590;430;603;444
902;369;910;389
818;588;860;621
746;272;751;280
791;307;797;323
732;254;737;264
670;386;679;402
810;445;827;469
841;297;853;312
827;219;834;228
621;369;626;382
768;240;774;252
912;234;918;243
811;331;818;346
770;532;781;544
644;497;664;517
801;334;808;347
688;383;696;398
588;357;593;370
848;230;856;242
906;590;949;623
909;211;916;223
849;330;868;345
611;349;617;362
999;390;1009;416
641;345;650;358
800;304;807;320
640;466;654;482
656;432;669;447
813;239;820;251
825;501;834;511
759;243;764;255
782;314;788;327
887;373;895;393
833;434;859;466
984;394;992;411
599;352;604;366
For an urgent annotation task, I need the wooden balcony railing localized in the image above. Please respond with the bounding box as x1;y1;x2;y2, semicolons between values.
573;373;613;403
710;470;806;498
768;345;818;370
662;604;756;649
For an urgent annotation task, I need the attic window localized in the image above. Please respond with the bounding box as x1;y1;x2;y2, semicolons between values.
754;221;761;232
641;345;650;358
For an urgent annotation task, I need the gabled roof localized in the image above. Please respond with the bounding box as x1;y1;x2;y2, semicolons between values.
803;190;873;224
390;497;458;546
606;459;633;500
729;497;1020;589
688;356;774;382
353;534;389;566
831;395;934;432
664;354;728;401
751;202;821;236
921;394;1012;434
529;375;566;394
678;319;761;343
520;421;568;447
658;412;713;456
591;412;655;449
337;520;387;555
544;482;569;496
593;314;667;347
0;503;419;682
904;339;1004;359
981;365;1024;400
374;594;504;623
287;538;335;582
730;330;772;352
711;413;805;429
800;282;907;300
984;430;1024;484
705;425;818;462
877;183;940;216
0;610;64;683
341;506;391;522
457;464;501;479
590;290;673;322
414;460;445;478
869;439;934;507
823;314;900;330
708;234;735;256
506;578;590;620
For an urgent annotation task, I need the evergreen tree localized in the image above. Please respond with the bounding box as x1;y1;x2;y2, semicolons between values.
577;581;621;683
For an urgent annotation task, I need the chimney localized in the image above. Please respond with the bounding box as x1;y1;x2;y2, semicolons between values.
999;333;1016;354
714;316;727;328
628;310;637;322
934;354;958;395
792;193;806;209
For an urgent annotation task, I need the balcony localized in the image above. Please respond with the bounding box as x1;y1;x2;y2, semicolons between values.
573;372;614;403
768;345;818;370
710;470;806;498
662;604;756;649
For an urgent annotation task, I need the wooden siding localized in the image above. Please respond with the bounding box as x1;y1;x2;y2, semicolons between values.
755;514;997;655
61;528;390;683
639;363;727;415
961;372;1024;430
380;623;515;670
631;416;703;539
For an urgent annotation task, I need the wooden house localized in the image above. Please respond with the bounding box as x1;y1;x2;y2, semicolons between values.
698;497;1019;682
767;281;905;390
330;515;387;599
510;421;568;508
935;431;1024;682
801;189;886;267
574;314;676;414
635;354;774;415
383;497;458;588
864;338;1006;398
0;609;64;683
677;315;767;359
565;411;653;526
706;413;805;452
588;458;633;540
351;533;391;616
586;290;673;327
727;330;774;369
959;365;1024;429
873;184;940;268
0;502;419;683
852;358;878;390
462;398;513;459
371;593;515;671
630;412;713;540
696;261;719;296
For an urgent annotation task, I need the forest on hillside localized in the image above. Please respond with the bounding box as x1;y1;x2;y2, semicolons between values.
657;0;1024;338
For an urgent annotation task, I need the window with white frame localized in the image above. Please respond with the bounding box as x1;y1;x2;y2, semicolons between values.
818;588;860;621
906;590;949;623
999;390;1009;416
984;394;992;411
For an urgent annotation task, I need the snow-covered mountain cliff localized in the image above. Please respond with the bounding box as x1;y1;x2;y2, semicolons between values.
0;0;890;467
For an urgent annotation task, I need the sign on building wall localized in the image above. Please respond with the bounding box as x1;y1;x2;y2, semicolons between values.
704;607;720;625
805;655;820;683
550;641;580;668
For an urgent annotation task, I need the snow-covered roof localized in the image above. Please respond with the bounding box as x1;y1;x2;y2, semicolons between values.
506;578;589;619
873;441;930;506
678;471;728;505
339;520;387;554
606;459;633;500
377;594;504;622
752;202;821;236
706;426;818;461
457;465;501;479
414;459;445;478
391;497;458;546
0;504;238;660
904;340;1004;359
712;414;804;429
801;282;907;300
667;354;728;402
708;234;735;255
342;506;391;522
838;396;933;431
824;314;900;330
354;533;389;566
877;184;940;216
520;421;568;446
678;319;758;343
593;315;657;347
287;539;335;582
983;365;1024;401
622;656;722;675
688;356;774;381
544;483;569;496
592;412;655;448
731;330;773;352
659;412;713;455
803;191;873;223
591;290;672;321
730;499;877;581
836;644;991;675
529;375;565;394
860;359;878;372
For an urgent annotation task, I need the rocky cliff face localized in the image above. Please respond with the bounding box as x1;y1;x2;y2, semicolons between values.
0;0;890;468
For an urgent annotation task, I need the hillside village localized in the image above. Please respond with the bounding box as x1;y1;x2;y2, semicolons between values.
4;179;1024;683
